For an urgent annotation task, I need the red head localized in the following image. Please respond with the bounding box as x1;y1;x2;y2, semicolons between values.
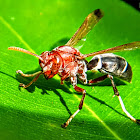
39;51;62;79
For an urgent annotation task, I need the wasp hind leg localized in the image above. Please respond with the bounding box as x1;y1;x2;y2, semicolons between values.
88;74;108;85
107;75;140;124
16;70;42;88
88;74;140;124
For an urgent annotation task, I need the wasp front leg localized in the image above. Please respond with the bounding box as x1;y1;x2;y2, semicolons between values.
17;70;42;88
62;76;86;128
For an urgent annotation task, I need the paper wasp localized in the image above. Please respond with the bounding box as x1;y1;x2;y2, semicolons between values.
8;9;140;128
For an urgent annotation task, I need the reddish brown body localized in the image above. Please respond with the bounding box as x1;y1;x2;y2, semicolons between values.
39;46;87;86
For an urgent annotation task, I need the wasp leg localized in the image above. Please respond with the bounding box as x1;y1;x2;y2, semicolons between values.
60;72;70;85
88;74;108;85
88;74;139;124
61;75;109;128
16;70;42;77
61;76;86;128
78;72;88;85
107;75;140;124
17;70;42;88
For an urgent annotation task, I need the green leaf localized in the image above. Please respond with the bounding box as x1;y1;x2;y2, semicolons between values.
0;0;140;140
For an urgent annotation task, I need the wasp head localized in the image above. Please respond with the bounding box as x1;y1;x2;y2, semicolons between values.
39;51;62;79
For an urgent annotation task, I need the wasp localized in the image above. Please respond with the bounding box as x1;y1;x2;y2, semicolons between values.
8;9;140;128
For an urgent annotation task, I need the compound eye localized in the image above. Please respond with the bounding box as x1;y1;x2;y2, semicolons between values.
87;58;99;70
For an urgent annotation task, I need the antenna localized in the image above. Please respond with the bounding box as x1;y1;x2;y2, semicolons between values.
8;47;43;61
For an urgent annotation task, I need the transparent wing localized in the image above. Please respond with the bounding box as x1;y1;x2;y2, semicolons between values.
65;9;104;47
80;41;140;59
73;37;86;50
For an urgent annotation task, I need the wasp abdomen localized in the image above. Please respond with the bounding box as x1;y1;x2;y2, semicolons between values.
87;53;132;82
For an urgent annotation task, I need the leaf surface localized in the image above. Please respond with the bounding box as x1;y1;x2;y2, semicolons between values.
0;0;140;140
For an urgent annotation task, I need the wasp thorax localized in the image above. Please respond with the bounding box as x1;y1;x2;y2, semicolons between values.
39;51;62;79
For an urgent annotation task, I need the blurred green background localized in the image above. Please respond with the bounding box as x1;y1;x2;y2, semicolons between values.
0;0;140;140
